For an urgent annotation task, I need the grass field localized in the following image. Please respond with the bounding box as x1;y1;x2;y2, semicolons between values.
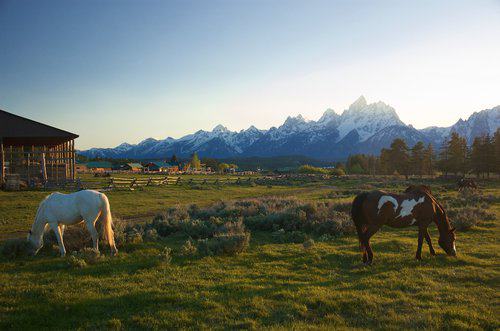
0;177;498;329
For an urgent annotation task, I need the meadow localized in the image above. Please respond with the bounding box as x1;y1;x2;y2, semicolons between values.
0;176;498;329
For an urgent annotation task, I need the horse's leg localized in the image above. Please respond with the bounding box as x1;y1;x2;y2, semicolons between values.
416;227;425;260
84;217;100;252
49;223;66;257
363;225;381;265
424;228;436;256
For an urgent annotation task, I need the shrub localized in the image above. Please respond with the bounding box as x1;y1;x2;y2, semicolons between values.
158;246;173;264
126;229;144;244
181;218;219;239
272;229;307;243
180;239;198;256
107;318;122;331
143;229;159;242
298;165;329;174
1;239;34;259
303;238;315;250
44;224;91;252
317;234;336;242
197;232;250;256
331;201;351;214
448;207;496;231
66;255;87;268
77;247;101;264
330;168;345;176
150;217;181;237
113;218;128;246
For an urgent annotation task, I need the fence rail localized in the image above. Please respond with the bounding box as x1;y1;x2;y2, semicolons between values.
100;176;256;191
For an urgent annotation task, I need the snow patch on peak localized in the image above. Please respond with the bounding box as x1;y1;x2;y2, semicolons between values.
212;124;229;133
349;95;367;110
318;108;339;123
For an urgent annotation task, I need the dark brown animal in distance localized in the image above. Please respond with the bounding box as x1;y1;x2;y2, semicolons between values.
351;185;456;265
457;178;478;191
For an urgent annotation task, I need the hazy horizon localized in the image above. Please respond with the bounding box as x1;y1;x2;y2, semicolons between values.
1;0;499;149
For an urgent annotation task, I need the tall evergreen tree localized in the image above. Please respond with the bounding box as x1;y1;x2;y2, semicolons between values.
482;134;495;178
494;129;500;175
410;141;425;177
380;148;392;175
423;143;435;176
389;138;410;177
470;137;483;178
438;140;450;176
445;132;468;175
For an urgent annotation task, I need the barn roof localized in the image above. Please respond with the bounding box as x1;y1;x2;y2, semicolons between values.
86;161;113;169
127;163;143;168
0;109;78;146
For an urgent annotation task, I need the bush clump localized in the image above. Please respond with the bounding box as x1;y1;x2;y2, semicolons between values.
158;246;173;264
76;247;101;264
66;255;87;268
1;239;34;259
303;238;315;251
448;207;496;231
197;232;250;256
180;239;198;256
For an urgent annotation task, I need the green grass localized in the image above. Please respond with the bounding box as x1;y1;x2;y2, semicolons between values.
0;178;499;329
0;180;326;238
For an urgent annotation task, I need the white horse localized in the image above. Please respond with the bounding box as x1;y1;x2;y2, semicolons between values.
27;190;118;256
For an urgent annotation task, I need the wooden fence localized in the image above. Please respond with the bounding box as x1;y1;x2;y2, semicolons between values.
100;176;255;191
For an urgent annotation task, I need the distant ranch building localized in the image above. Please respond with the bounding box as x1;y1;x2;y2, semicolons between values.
144;161;178;173
0;109;78;187
86;161;112;173
122;163;143;172
75;162;88;173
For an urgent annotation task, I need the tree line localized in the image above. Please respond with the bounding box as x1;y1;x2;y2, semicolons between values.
341;129;500;178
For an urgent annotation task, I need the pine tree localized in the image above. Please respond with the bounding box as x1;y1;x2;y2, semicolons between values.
438;140;450;176
389;138;410;178
410;141;425;177
494;129;500;175
423;143;435;176
482;134;495;178
170;154;178;165
470;137;482;178
446;132;468;175
380;148;392;175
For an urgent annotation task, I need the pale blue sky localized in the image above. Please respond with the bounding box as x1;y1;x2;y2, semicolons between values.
1;0;499;149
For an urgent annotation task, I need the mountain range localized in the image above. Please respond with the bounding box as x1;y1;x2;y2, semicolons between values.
80;96;500;161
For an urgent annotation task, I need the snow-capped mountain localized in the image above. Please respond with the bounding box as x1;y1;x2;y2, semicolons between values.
79;97;500;161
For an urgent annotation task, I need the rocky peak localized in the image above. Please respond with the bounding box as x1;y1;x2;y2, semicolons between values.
318;108;339;124
212;124;229;133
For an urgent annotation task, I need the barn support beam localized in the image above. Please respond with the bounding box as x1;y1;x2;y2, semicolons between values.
0;139;4;185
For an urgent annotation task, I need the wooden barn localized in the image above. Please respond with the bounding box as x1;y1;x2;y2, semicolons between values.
0;109;78;187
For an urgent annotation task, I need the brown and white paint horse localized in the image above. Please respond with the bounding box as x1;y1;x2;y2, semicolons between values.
351;185;456;265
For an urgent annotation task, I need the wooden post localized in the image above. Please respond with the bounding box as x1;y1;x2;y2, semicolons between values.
71;140;76;180
0;139;4;185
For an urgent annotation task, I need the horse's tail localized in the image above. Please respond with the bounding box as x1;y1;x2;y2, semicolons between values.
351;192;369;250
99;193;117;254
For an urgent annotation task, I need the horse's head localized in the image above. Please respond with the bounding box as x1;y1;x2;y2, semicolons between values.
27;229;43;255
438;227;457;256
